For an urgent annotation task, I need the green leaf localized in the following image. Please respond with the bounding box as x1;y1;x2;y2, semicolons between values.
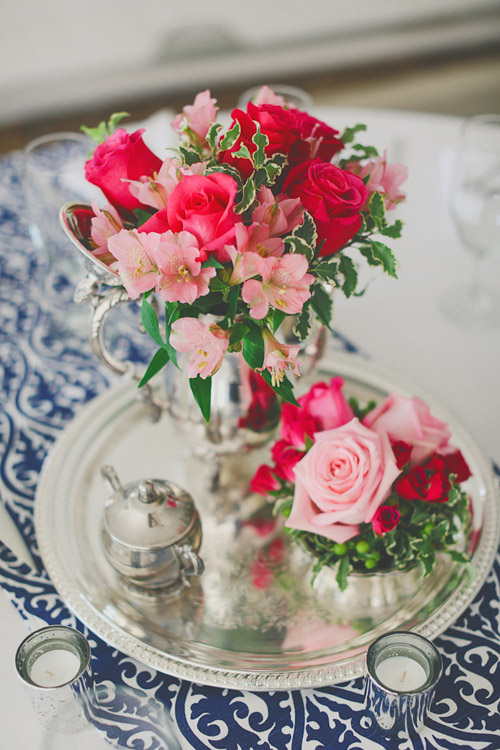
232;143;253;162
108;112;130;131
227;285;239;320
293;303;312;341
206;122;222;152
336;555;351;591
339;123;366;145
205;163;243;190
448;550;470;564
132;208;155;227
312;258;339;282
286;235;314;260
290;211;317;248
359;241;398;278
252;124;268;169
229;322;249;347
380;219;403;239
242;326;264;370
141;297;165;349
368;191;386;229
338;254;358;297
260;369;300;406
219;120;241;151
235;176;257;214
138;348;170;387
179;145;203;166
201;256;225;269
272;309;287;333
310;283;333;329
189;376;212;423
81;111;130;145
258;153;287;187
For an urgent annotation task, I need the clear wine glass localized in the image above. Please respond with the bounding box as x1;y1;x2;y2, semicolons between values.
441;114;500;326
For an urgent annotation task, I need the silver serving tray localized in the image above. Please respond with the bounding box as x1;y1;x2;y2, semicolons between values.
35;352;500;690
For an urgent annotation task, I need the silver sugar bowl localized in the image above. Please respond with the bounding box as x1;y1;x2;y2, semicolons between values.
100;465;204;597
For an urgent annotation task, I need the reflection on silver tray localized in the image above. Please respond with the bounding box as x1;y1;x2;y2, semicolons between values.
35;352;500;690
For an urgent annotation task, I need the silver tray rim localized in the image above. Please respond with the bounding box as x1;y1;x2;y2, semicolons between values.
35;351;500;690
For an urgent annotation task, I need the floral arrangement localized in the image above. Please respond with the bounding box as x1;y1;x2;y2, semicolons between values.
80;86;407;420
250;377;473;590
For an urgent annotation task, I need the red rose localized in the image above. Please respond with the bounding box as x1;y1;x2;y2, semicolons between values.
218;104;302;179
391;440;412;469
85;129;162;214
271;439;305;482
239;369;277;431
283;159;368;256
439;449;472;483
395;455;451;503
249;464;280;495
372;504;400;535
293;111;344;164
139;173;242;262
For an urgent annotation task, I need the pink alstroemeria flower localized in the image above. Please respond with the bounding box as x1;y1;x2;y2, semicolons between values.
90;200;124;263
170;317;229;379
347;151;408;210
107;229;161;298
260;329;301;387
242;254;314;319
155;230;216;304
127;159;206;211
225;244;261;286
252;187;304;237
171;90;218;145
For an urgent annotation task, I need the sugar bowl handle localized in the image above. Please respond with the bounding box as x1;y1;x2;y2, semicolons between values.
176;543;205;586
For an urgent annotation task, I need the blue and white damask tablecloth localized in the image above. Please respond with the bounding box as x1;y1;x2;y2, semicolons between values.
1;107;500;750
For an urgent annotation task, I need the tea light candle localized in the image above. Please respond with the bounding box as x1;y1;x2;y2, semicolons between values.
15;626;93;733
365;631;442;734
375;655;428;692
29;647;82;688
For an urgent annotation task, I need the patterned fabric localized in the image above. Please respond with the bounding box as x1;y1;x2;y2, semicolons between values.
1;151;500;749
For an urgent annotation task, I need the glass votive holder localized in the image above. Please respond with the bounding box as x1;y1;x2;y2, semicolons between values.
15;626;94;733
23;132;96;284
237;84;314;111
365;631;442;735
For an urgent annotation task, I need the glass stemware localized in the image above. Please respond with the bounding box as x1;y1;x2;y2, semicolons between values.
441;114;500;326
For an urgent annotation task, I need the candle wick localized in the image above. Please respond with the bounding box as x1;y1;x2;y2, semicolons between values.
400;670;407;683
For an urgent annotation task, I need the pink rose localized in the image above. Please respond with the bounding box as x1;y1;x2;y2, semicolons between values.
85;129;162;214
287;419;401;544
280;377;354;449
139;173;242;262
283;159;368;256
363;394;451;465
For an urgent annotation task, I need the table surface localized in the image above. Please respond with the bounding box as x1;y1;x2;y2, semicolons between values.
1;105;500;750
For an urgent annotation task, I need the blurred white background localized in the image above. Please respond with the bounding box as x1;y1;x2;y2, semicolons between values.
1;0;499;148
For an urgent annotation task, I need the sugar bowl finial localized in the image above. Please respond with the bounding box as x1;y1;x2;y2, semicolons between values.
100;465;204;597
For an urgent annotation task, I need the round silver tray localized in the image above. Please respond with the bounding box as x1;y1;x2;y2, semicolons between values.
35;352;500;690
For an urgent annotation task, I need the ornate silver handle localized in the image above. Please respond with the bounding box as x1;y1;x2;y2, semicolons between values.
74;274;163;421
74;274;134;376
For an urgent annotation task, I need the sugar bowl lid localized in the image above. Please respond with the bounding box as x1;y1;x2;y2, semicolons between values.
101;465;199;549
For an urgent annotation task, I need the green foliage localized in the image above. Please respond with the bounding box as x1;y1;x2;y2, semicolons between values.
279;478;471;591
189;376;212;423
81;112;130;145
310;284;333;329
